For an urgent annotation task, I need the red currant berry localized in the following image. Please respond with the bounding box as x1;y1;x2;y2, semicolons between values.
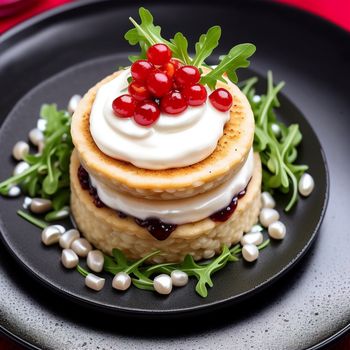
160;90;188;115
169;58;182;70
209;88;233;112
131;60;154;82
146;71;172;97
134;100;160;126
182;84;207;106
112;94;136;118
128;81;151;101
174;65;201;87
146;44;172;65
161;62;176;79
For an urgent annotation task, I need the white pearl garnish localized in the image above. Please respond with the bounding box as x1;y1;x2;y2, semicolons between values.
71;238;92;257
171;270;189;287
112;272;131;291
28;128;44;146
271;123;282;138
259;208;280;228
87;250;104;273
250;224;263;233
61;249;79;269
23;197;32;209
261;191;276;209
37;119;47;131
153;274;173;295
41;225;62;246
59;229;80;249
30;198;52;214
8;186;21;197
268;221;286;240
242;244;259;262
54;225;66;234
13;161;29;176
298;173;315;197
12;141;29;160
240;232;263;246
252;95;261;103
68;94;82;114
85;273;105;291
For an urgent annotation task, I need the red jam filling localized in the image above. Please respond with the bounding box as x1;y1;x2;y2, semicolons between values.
78;165;248;240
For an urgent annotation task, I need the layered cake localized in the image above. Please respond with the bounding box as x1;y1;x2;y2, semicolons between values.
70;44;261;263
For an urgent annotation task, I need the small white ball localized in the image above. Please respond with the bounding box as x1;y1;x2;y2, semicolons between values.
240;232;263;246
13;161;29;176
12;141;29;161
28;128;44;146
59;229;80;249
268;221;286;240
71;238;92;257
153;274;173;295
22;197;32;209
85;274;105;291
53;225;66;235
250;224;263;233
171;270;189;287
271;123;282;138
41;225;61;246
61;249;79;269
30;198;52;214
242;244;259;262
112;272;131;291
8;186;21;197
261;191;276;209
259;208;280;228
298;173;315;197
252;95;261;103
36;119;47;131
87;250;104;273
68;94;82;114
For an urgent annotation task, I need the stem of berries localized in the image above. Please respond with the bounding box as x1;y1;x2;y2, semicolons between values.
112;43;233;126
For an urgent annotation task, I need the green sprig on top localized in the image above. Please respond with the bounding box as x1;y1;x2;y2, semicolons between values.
125;7;256;89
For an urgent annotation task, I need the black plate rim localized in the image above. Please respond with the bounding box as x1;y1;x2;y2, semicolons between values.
1;0;346;349
0;58;330;317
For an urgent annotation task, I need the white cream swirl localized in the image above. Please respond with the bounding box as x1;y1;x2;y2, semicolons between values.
90;69;230;170
89;148;254;224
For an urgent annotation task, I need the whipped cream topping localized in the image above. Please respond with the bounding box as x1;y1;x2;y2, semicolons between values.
89;148;254;225
90;69;230;170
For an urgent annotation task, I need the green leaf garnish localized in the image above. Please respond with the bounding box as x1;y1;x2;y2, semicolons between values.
240;72;308;211
17;210;48;229
200;43;256;89
0;104;73;221
103;241;269;298
125;8;255;90
192;26;221;67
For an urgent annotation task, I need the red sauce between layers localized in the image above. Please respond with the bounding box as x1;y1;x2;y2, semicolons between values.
78;165;248;240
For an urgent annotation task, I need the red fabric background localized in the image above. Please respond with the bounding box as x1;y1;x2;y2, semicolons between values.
0;0;349;349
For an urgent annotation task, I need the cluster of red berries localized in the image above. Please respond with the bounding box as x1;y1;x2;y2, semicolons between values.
112;43;233;126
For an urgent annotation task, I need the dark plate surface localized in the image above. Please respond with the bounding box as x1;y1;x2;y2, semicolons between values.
0;54;328;316
0;0;349;349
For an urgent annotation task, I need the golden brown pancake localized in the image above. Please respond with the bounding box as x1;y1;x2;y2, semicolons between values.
71;69;255;200
70;149;262;263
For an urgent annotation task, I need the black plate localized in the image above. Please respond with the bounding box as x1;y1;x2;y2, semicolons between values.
0;1;349;349
0;53;329;316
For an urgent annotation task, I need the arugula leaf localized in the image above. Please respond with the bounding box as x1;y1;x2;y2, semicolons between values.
170;32;191;65
241;72;308;211
201;43;256;89
125;7;192;64
192;26;221;67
